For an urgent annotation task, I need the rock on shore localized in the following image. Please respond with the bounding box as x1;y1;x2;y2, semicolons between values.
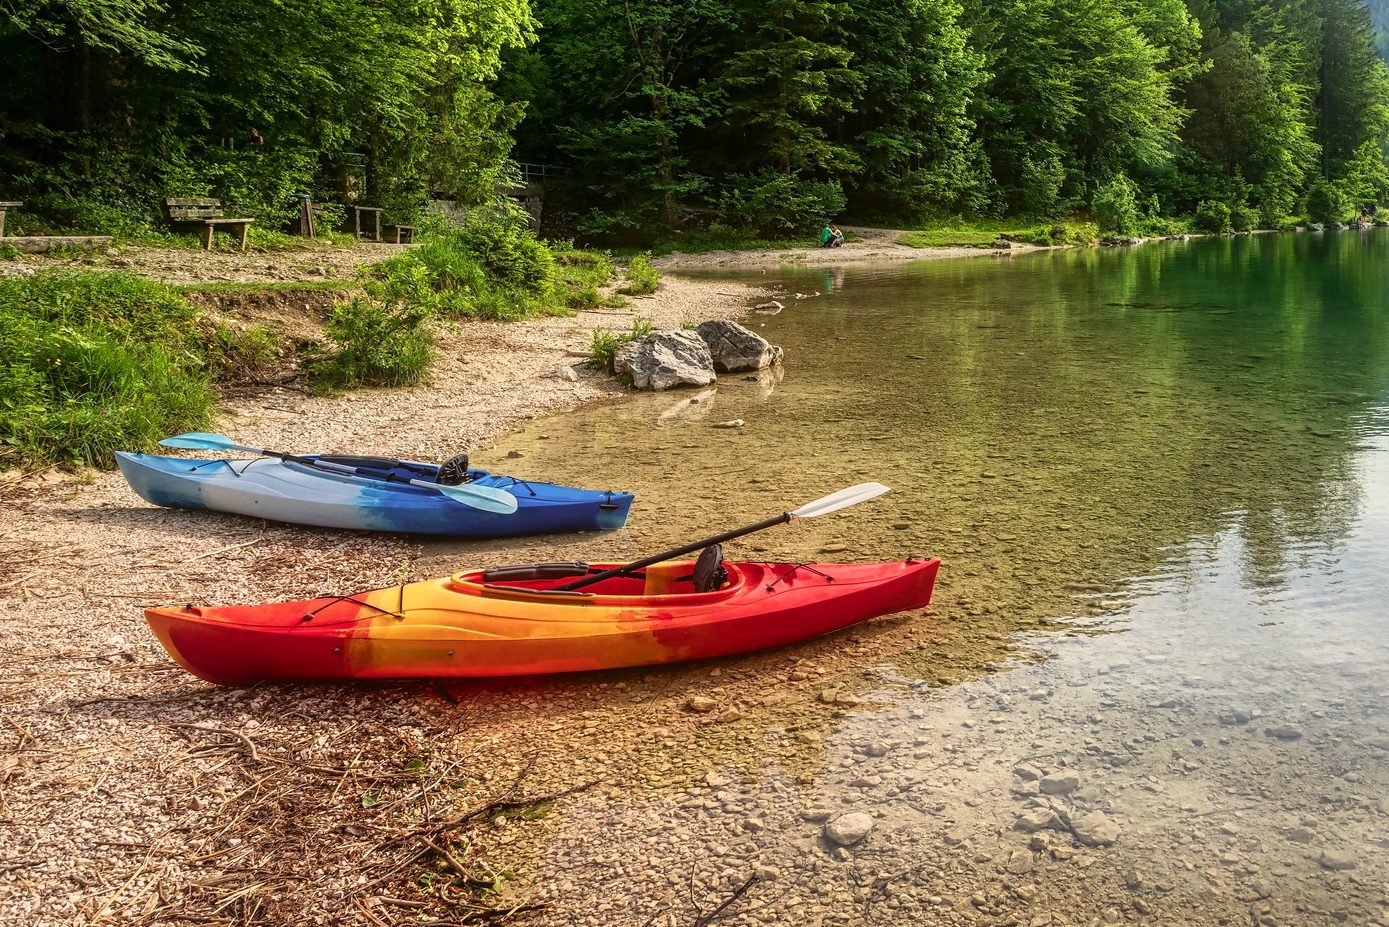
695;319;784;373
613;329;718;390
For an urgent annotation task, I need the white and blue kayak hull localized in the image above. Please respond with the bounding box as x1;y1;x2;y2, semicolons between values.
115;452;633;537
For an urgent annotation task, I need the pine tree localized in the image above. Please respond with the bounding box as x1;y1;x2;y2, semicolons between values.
1318;0;1384;174
719;0;863;176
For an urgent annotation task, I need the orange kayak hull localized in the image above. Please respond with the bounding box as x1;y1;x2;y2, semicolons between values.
144;558;940;684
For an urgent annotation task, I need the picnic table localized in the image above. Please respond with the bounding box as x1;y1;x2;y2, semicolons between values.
342;205;383;241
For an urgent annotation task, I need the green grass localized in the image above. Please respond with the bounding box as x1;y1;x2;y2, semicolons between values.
552;244;621;309
0;271;216;469
896;217;1101;248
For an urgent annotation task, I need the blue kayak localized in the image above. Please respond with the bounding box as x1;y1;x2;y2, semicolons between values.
115;452;634;537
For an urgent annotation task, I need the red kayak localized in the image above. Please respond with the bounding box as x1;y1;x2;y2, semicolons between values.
145;557;940;684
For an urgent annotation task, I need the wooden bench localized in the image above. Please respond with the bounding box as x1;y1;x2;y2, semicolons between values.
0;201;21;238
342;205;383;241
383;224;415;244
161;198;254;250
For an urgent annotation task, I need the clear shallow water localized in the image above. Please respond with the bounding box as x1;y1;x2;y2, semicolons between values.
487;233;1389;925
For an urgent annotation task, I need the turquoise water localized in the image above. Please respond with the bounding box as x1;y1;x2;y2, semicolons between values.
488;232;1389;925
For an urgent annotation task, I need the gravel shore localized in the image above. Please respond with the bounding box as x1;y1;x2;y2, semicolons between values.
0;242;789;925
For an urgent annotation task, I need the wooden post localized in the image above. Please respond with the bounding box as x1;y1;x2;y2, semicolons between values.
202;224;214;250
0;202;22;238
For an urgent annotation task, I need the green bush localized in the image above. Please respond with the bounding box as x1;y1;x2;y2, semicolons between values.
587;317;654;374
1194;200;1232;233
1229;201;1257;232
1306;181;1350;225
0;271;214;468
718;169;847;238
369;220;565;320
312;298;434;388
1092;176;1141;236
452;220;557;294
203;323;284;380
617;253;661;296
1017;221;1099;246
565;286;604;310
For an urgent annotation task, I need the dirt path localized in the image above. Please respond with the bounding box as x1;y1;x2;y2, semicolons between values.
1;240;394;284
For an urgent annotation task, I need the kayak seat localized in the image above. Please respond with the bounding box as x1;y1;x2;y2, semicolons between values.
692;544;729;593
437;452;473;485
482;562;591;583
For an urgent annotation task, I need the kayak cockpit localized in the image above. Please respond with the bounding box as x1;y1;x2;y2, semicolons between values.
452;560;744;602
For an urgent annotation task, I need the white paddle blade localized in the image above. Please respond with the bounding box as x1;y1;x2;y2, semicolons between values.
791;482;891;519
159;432;241;450
436;483;519;514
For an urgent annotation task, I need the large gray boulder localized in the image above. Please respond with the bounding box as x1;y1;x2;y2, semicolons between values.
696;319;785;372
613;330;716;391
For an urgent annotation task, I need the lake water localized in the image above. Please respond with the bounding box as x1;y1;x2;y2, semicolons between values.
482;233;1389;926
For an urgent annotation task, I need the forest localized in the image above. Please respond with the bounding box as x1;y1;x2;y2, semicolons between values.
2;0;1389;242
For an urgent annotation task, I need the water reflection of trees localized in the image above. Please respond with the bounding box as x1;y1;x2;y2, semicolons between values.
506;236;1389;630
821;233;1388;608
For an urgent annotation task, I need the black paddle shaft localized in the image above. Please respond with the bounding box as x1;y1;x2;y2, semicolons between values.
260;449;418;486
553;512;793;592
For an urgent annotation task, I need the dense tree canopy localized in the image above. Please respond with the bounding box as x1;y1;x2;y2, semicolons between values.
3;0;1389;238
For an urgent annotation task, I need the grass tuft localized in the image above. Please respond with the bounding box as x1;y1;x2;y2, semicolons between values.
310;298;434;389
587;317;654;378
616;253;661;296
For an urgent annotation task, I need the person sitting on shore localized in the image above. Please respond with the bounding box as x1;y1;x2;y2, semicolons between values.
819;224;834;248
829;224;844;248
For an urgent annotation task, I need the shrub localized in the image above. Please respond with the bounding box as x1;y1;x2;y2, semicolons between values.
451;220;557;294
1018;154;1066;218
1229;201;1257;232
0;271;214;468
368;220;562;320
565;286;604;310
1018;221;1099;246
1194;200;1231;233
617;253;661;296
718;169;847;238
1092;176;1141;237
312;298;434;388
202;322;283;380
1305;181;1350;225
587;317;654;374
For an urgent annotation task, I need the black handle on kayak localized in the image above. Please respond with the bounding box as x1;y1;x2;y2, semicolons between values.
553;512;793;592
